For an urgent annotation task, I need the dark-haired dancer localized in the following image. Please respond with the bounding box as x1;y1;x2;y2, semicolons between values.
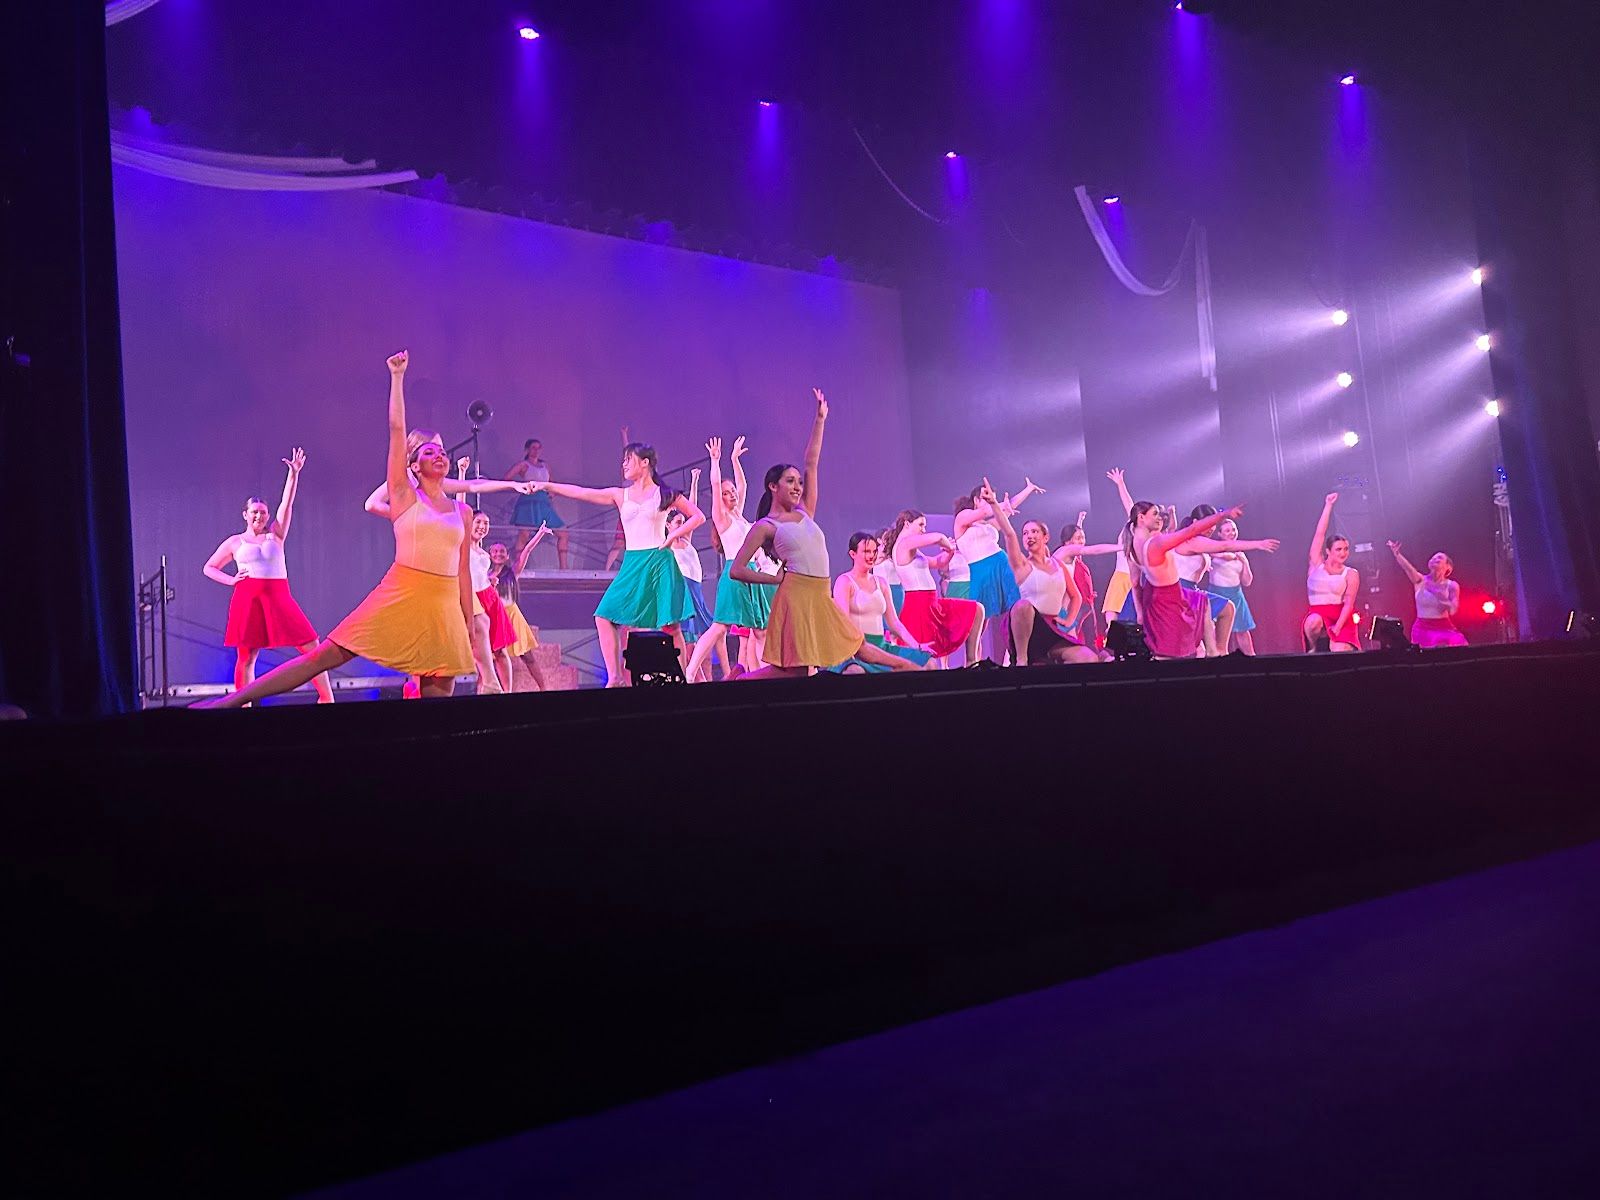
954;477;1042;662
1052;509;1121;647
506;438;570;568
668;468;719;680
831;531;933;671
197;351;475;706
490;526;551;689
886;509;984;664
467;506;514;694
986;490;1099;665
530;441;704;686
1305;493;1360;652
1173;505;1237;657
202;447;334;703
1388;540;1467;648
727;389;920;678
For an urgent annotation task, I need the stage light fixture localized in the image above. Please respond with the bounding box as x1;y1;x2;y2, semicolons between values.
1106;620;1151;662
945;151;959;160
1337;371;1355;388
1340;74;1358;86
1104;195;1121;205
1485;399;1502;417
517;25;540;40
759;99;775;108
1331;309;1350;326
1471;267;1485;286
1476;334;1493;352
1371;616;1414;652
1342;430;1361;448
1564;610;1598;638
1482;600;1498;615
624;631;685;686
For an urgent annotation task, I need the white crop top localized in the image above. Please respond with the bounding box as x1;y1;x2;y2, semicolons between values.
1171;548;1209;583
947;549;970;582
620;485;669;551
1209;553;1246;588
1415;577;1457;619
395;498;466;577
1307;562;1351;606
842;575;887;637
897;551;937;592
957;519;1001;563
672;540;703;583
769;512;830;577
872;556;900;586
1020;560;1067;615
233;535;287;580
469;542;492;592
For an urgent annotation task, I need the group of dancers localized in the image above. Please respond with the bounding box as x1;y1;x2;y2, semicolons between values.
197;351;1470;707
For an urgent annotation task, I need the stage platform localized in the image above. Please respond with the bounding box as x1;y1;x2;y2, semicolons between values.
5;641;1599;1195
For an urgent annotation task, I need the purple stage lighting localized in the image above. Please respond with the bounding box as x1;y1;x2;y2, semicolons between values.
1485;399;1502;418
518;25;540;40
945;151;959;160
1336;371;1355;389
1339;73;1357;86
1342;430;1361;448
1471;267;1485;286
1331;309;1350;326
1103;195;1121;205
759;100;774;108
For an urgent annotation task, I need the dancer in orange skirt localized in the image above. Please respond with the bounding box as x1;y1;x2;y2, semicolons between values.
202;447;334;703
196;351;475;707
726;388;922;678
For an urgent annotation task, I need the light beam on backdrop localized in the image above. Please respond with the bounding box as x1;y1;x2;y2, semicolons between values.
943;151;970;208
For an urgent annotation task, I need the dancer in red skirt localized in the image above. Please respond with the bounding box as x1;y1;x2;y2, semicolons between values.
468;507;516;693
1304;493;1361;652
202;447;334;703
885;508;984;664
1125;499;1259;659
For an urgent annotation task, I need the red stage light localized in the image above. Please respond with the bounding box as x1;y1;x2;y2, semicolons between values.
1352;612;1361;623
1482;600;1497;615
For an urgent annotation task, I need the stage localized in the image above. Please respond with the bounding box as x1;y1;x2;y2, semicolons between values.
6;641;1600;1195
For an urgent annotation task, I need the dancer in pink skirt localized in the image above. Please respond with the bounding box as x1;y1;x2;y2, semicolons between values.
1387;540;1468;648
1125;500;1266;659
202;447;334;703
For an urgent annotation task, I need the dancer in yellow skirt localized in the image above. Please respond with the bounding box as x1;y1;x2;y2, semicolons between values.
196;351;476;706
727;388;923;679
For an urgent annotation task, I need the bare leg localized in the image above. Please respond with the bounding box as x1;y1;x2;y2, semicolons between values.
965;603;987;664
234;648;259;693
1303;614;1328;653
1330;637;1358;652
1234;630;1256;655
732;663;807;681
595;615;623;686
1213;601;1236;656
856;640;924;672
197;641;354;709
684;621;727;681
493;647;513;693
418;673;455;699
555;529;570;570
1008;600;1037;665
471;614;502;694
297;641;336;702
518;649;548;690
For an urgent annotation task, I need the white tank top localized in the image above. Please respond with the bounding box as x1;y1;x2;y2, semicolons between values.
1171;548;1208;583
672;540;703;583
523;460;551;484
721;511;753;560
897;551;937;592
957;519;1000;563
842;575;887;637
1020;559;1067;615
1415;578;1456;619
1114;547;1131;577
1209;553;1246;588
947;549;970;583
620;485;668;551
769;511;829;577
469;542;492;592
394;498;466;577
872;556;900;587
233;535;287;580
1307;562;1350;605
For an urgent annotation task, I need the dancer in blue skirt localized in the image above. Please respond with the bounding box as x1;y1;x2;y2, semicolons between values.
954;476;1042;663
530;442;704;686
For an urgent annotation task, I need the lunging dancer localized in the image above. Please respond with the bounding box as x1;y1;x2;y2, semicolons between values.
885;509;983;665
505;438;569;568
529;441;704;686
202;447;334;703
490;526;552;689
1387;540;1467;648
954;477;1042;662
1305;493;1361;652
726;389;920;678
987;493;1099;665
684;436;771;681
197;351;475;706
1207;517;1258;654
831;531;933;671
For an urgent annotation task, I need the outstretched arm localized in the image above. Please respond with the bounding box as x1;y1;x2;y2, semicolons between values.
203;537;240;587
1311;493;1338;569
1054;542;1122;560
273;448;305;539
802;388;827;516
1151;506;1239;558
537;481;622;507
1387;540;1423;586
384;351;415;521
1182;535;1281;555
729;521;782;585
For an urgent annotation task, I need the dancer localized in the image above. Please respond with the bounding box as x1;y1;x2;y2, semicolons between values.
986;491;1099;665
197;351;475;706
1173;505;1237;657
683;436;771;681
886;509;984;664
505;438;569;568
467;502;514;694
1100;468;1143;626
201;447;334;703
1305;493;1361;652
667;468;719;680
726;389;921;677
954;477;1042;661
363;448;531;517
874;536;907;613
1052;510;1122;646
490;526;552;690
831;531;933;671
1208;517;1258;654
529;440;704;686
1387;541;1468;648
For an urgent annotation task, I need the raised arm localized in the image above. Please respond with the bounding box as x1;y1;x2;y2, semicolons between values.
983;479;1029;576
364;481;392;519
385;351;415;520
1310;493;1338;570
1386;540;1423;586
273;448;305;539
515;524;552;573
729;520;781;585
203;537;240;587
802;388;827;517
667;488;707;547
686;467;700;513
1001;478;1044;516
1107;467;1136;521
1151;506;1239;557
730;435;750;512
706;438;729;528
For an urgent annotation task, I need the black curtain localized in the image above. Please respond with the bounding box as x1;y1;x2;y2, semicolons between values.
1469;126;1600;639
0;1;137;717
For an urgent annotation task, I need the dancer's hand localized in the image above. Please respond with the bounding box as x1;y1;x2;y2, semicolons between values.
1221;504;1245;520
1387;539;1402;555
387;350;408;375
621;424;630;443
283;447;306;474
940;535;957;552
706;436;721;461
512;482;535;494
528;480;548;492
1077;509;1088;527
1325;492;1339;507
690;467;701;483
1025;476;1044;494
812;387;828;419
1106;467;1124;485
457;456;471;476
731;435;747;460
1252;538;1280;553
979;477;997;505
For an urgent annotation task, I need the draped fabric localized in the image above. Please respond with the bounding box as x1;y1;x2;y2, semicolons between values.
0;2;138;716
105;0;163;26
1074;185;1218;391
111;132;420;192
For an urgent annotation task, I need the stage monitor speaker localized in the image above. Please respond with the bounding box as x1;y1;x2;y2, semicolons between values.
625;631;685;686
